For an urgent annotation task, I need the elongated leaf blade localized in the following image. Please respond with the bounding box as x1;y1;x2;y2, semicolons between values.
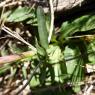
37;6;49;49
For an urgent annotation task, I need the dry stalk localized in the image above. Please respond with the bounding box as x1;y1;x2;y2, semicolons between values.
48;0;54;43
2;25;37;52
0;0;23;8
0;50;36;66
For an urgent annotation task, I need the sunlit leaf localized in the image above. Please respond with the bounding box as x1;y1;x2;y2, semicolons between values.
7;7;35;22
47;45;63;64
30;76;40;87
53;64;61;82
73;85;81;93
64;46;77;75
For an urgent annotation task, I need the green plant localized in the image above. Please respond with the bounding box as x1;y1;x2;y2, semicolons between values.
0;2;95;95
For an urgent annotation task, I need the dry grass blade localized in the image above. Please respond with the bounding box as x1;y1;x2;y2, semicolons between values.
2;25;37;52
48;0;54;43
0;50;36;66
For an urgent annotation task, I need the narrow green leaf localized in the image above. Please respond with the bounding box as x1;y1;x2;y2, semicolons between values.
22;66;27;79
27;18;37;24
48;65;55;82
35;38;46;56
36;45;46;56
37;6;49;49
0;65;11;75
39;66;46;85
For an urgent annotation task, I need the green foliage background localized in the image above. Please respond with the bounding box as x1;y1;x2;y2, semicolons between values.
1;5;95;95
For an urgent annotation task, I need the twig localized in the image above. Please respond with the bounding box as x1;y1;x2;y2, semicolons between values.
67;34;95;39
0;35;13;40
0;0;11;7
3;1;22;7
0;39;9;50
83;85;93;95
2;25;37;52
0;0;7;29
48;0;54;43
0;0;23;8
